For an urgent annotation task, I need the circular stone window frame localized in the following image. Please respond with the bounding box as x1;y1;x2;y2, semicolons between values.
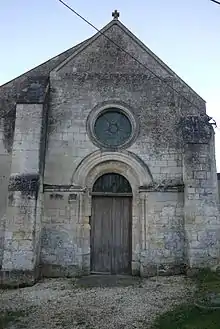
87;102;139;150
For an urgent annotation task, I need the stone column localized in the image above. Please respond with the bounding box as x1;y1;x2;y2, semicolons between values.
139;190;149;276
1;103;45;287
79;189;91;275
182;115;220;271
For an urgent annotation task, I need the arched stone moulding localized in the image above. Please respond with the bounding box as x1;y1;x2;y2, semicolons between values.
72;150;153;188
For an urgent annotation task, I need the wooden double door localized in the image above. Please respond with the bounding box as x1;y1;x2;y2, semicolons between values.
90;173;132;274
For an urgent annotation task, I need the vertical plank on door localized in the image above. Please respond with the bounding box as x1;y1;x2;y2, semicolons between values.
90;196;112;272
111;197;132;274
91;196;132;274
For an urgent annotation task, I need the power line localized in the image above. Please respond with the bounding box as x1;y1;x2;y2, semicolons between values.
211;0;220;5
58;0;205;113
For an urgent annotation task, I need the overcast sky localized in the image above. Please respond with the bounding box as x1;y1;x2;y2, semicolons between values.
1;0;219;170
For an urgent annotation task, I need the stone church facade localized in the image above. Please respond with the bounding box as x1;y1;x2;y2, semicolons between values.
0;14;220;286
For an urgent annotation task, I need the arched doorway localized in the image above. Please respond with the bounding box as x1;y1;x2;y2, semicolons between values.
90;173;132;274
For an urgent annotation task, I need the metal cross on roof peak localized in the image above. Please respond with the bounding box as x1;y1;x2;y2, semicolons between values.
112;10;120;20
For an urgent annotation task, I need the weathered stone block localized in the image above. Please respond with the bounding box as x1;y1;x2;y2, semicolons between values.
194;171;207;180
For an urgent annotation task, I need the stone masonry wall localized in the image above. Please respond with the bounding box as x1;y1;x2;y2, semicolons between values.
140;190;184;276
41;190;89;277
183;119;220;269
0;118;12;267
1;103;44;286
42;22;211;275
218;173;220;202
44;23;204;186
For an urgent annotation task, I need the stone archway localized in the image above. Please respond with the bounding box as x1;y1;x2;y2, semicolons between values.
71;150;153;275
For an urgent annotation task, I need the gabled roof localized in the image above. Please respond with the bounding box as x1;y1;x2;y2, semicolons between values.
0;17;205;118
51;18;205;110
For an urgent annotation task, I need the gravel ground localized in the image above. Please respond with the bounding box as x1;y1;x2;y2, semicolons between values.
0;275;194;329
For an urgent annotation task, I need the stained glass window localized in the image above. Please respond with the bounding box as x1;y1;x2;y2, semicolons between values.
94;109;132;147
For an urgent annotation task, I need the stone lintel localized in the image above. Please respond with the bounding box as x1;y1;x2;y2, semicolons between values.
43;184;86;193
8;173;40;194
